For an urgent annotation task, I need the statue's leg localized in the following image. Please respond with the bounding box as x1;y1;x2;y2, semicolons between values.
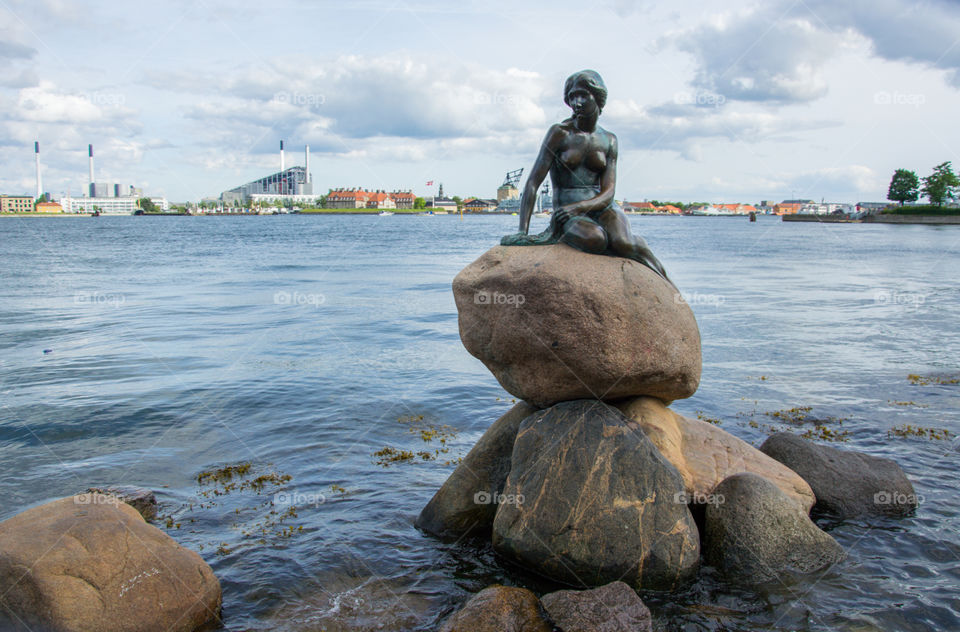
559;217;607;254
599;207;672;282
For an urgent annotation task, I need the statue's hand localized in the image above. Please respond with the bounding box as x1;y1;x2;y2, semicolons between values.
554;205;574;226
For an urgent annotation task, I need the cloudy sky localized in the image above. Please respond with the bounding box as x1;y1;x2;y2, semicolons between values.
2;0;959;203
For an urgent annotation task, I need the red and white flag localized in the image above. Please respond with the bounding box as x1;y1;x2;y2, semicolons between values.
426;180;434;186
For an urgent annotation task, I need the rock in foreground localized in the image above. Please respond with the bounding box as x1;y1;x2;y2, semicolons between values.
454;245;701;407
760;432;918;518
85;485;159;520
704;473;845;583
0;496;221;632
438;585;552;632
617;397;816;512
541;581;652;632
493;400;700;591
416;402;538;537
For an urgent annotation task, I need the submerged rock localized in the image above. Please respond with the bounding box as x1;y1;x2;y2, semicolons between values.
0;495;221;632
616;397;816;512
454;245;701;407
438;585;552;632
493;400;700;591
704;473;845;583
85;485;158;520
541;581;653;632
760;432;918;518
416;402;538;537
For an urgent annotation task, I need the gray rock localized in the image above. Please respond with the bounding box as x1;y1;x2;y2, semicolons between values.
760;432;918;518
0;495;221;632
417;402;538;537
493;400;700;591
86;485;158;520
541;581;652;632
438;585;552;632
704;473;846;583
454;245;701;407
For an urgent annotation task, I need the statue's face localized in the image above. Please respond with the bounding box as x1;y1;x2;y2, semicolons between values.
566;81;598;120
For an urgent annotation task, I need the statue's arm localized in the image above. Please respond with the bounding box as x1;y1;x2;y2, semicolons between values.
517;125;563;234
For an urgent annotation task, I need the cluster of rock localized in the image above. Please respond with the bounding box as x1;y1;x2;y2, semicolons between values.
0;489;221;632
422;244;919;626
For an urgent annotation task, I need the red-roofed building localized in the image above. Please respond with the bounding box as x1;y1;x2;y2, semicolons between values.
623;201;656;213
388;191;415;209
366;191;396;209
327;188;371;208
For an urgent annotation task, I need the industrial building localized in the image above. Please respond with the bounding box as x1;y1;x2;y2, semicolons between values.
220;141;318;205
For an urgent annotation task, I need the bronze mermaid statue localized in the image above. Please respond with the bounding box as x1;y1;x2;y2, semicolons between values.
501;70;671;283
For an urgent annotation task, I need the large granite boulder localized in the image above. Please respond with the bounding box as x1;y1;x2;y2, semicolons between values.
492;400;700;591
438;585;552;632
541;581;653;632
85;485;158;520
760;432;918;518
0;495;222;632
617;397;816;512
416;402;538;537
704;473;845;583
454;245;701;407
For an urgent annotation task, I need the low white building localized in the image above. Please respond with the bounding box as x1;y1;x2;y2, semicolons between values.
59;196;169;215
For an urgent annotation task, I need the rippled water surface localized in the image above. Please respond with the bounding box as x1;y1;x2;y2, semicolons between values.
1;214;958;631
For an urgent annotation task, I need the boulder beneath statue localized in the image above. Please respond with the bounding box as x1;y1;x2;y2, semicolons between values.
454;245;701;407
760;432;918;518
416;402;538;538
704;473;845;583
616;397;816;512
0;495;221;632
493;400;700;591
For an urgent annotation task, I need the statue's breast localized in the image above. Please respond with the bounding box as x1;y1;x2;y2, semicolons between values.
559;148;606;173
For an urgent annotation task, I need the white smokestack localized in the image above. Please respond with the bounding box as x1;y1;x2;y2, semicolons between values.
35;141;42;201
305;145;310;183
280;140;285;172
88;144;95;196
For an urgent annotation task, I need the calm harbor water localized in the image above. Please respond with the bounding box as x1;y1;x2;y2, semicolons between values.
1;214;958;631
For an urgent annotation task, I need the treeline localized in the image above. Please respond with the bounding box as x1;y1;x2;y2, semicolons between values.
887;162;959;207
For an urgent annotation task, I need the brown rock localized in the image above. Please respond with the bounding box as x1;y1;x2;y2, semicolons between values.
438;585;552;632
454;245;701;407
541;581;652;632
704;473;845;583
493;400;700;592
616;397;815;512
0;495;221;632
417;402;538;537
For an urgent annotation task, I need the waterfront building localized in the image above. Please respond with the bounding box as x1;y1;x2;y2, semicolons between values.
389;191;415;209
427;183;458;212
35;201;62;213
623;201;656;213
59;196;169;215
463;198;497;213
0;195;34;213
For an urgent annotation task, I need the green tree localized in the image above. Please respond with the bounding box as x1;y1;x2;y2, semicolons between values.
452;195;462;211
921;161;960;206
887;169;920;206
414;197;426;209
138;197;158;213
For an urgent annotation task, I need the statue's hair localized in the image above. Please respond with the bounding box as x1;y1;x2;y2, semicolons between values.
564;70;607;112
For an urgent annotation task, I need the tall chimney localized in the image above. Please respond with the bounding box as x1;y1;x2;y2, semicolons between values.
88;144;95;197
305;145;310;183
35;141;42;201
280;140;285;172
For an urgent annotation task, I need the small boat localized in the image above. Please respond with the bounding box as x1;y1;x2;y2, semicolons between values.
534;211;551;218
378;210;394;216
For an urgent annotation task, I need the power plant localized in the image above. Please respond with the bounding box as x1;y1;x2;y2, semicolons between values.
220;139;317;206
